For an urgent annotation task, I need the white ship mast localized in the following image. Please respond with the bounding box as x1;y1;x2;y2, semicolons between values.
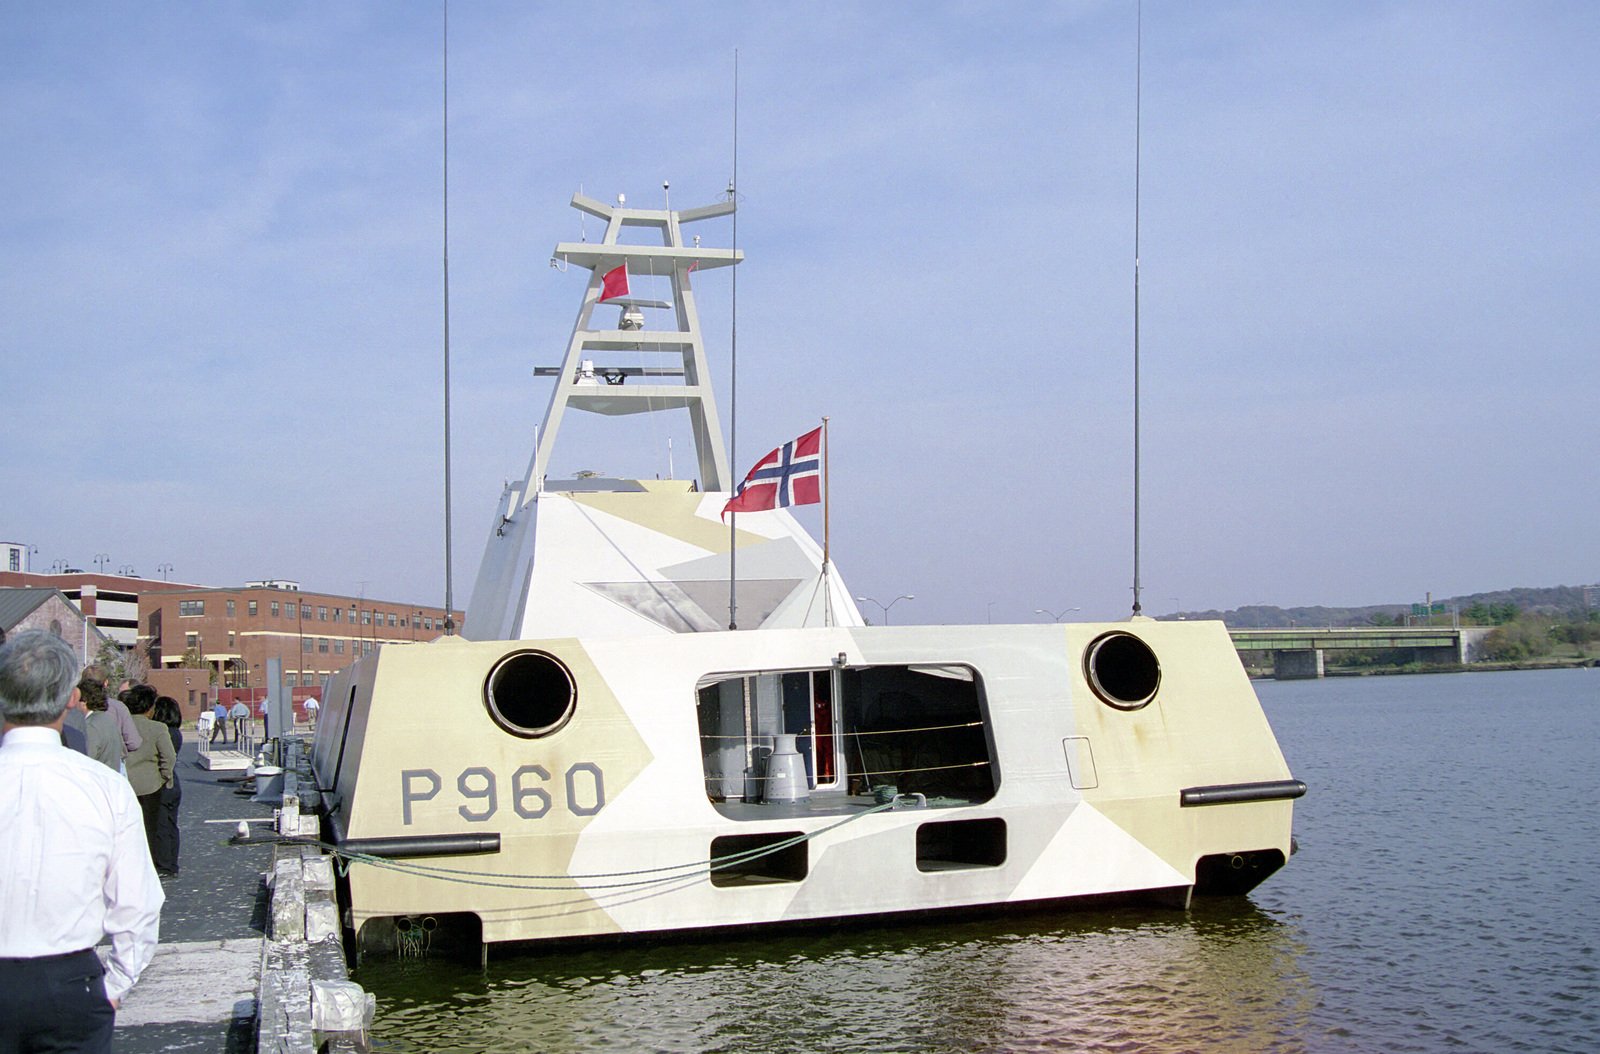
532;192;738;491
463;193;862;641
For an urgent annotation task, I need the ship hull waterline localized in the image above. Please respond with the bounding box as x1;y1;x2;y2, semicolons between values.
310;620;1302;952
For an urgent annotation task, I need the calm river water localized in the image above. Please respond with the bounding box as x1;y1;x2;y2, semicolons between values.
358;667;1599;1053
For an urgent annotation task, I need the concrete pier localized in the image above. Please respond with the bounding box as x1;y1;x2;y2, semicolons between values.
108;733;369;1053
108;738;277;1052
1273;649;1325;680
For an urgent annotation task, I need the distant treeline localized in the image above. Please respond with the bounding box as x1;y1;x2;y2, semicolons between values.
1170;583;1595;630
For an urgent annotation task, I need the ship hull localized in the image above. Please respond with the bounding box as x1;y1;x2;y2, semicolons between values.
311;620;1299;949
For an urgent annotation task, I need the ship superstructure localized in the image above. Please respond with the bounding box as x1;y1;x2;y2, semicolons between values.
465;193;860;642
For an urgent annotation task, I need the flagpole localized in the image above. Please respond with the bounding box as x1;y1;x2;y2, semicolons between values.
822;415;831;627
441;0;456;636
726;49;740;631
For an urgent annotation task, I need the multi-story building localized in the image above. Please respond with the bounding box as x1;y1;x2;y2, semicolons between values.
2;542;31;574
142;582;460;695
0;568;203;648
3;540;461;717
0;588;112;664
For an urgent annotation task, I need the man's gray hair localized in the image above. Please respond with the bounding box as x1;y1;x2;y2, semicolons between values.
0;629;80;725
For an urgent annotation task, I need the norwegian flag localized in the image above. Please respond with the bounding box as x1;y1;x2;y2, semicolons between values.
599;264;629;302
721;426;822;520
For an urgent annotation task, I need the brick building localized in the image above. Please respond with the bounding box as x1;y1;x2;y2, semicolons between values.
0;588;112;664
142;582;459;700
0;568;202;648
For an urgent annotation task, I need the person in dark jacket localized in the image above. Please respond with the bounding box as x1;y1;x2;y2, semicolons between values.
150;695;185;877
121;685;176;877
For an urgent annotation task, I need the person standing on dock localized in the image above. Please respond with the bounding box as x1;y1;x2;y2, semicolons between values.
0;630;165;1052
228;698;249;745
85;663;142;757
210;700;228;745
121;685;176;876
77;676;126;771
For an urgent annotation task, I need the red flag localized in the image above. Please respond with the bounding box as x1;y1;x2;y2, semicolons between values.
599;264;629;302
721;427;822;520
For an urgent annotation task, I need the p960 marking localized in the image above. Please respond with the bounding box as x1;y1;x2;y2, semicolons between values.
400;763;606;825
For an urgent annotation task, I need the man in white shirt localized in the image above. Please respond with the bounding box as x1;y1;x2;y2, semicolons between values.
228;699;250;745
0;630;165;1053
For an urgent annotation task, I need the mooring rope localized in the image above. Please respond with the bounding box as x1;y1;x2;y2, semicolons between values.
696;719;985;741
713;758;991;785
275;798;900;892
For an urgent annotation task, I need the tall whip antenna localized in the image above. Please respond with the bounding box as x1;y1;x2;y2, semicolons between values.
441;0;456;634
1130;0;1144;618
727;49;740;630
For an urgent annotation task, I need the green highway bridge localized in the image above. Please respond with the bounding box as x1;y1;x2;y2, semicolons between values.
1227;625;1494;679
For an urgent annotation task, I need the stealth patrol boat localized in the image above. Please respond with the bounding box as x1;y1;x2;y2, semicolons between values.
310;192;1304;953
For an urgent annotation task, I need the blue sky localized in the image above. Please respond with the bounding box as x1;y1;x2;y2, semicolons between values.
3;2;1595;624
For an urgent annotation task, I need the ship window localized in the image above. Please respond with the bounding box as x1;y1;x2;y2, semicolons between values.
484;651;576;738
1084;631;1161;711
695;662;997;819
916;817;1007;871
709;832;807;887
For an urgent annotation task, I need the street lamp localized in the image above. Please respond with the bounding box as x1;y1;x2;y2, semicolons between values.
1035;607;1081;622
856;594;915;625
93;553;110;572
158;563;174;580
1169;596;1182;620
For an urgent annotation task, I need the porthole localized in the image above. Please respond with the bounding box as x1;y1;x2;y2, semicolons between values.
1084;631;1161;711
484;651;576;738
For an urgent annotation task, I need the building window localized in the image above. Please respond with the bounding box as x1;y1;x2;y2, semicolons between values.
287;672;298;687
333;607;343;623
334;640;345;654
227;632;235;647
226;600;236;617
301;604;313;620
363;611;372;626
302;638;314;652
271;601;280;618
425;617;433;630
179;600;205;617
248;600;258;617
362;640;373;655
318;606;328;621
318;638;329;653
387;612;397;627
185;632;199;649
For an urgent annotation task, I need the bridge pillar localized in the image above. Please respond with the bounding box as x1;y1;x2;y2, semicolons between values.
1274;649;1324;680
